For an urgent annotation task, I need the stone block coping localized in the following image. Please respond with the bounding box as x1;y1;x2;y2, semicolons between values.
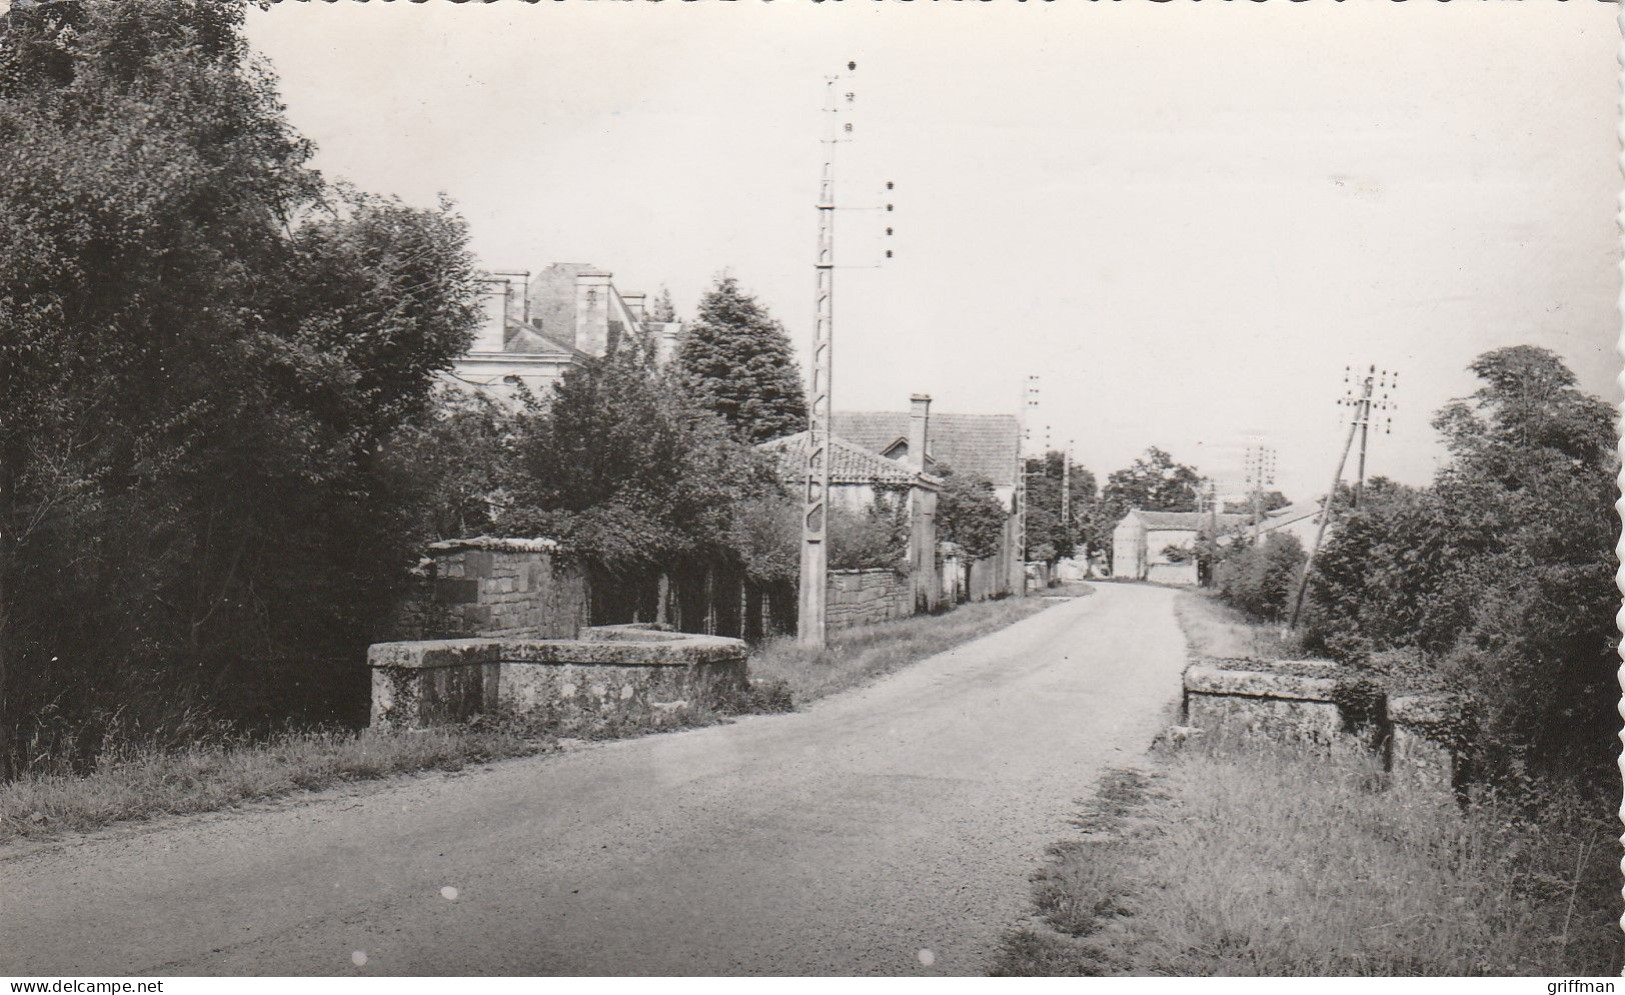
368;627;746;670
1184;665;1340;703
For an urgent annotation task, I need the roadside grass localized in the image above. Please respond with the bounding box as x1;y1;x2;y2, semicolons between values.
745;589;1078;704
994;744;1622;976
997;586;1622;977
3;591;1068;844
0;722;550;844
1174;589;1304;661
0;694;755;845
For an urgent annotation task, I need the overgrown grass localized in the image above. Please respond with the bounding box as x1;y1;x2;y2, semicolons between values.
745;591;1073;704
994;745;1622;976
1174;589;1305;661
0;693;763;845
0;722;548;844
998;587;1622;977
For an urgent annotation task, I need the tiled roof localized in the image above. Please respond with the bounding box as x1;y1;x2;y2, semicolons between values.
502;319;590;359
1258;501;1324;531
759;432;940;488
832;412;1020;486
1130;510;1253;531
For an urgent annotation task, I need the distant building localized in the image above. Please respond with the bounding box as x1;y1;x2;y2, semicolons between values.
833;404;1023;599
1254;500;1327;549
1111;509;1250;586
759;395;943;614
447;263;683;400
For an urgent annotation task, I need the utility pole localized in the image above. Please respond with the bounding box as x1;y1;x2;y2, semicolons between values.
1060;439;1071;550
1353;369;1397;509
1243;443;1276;544
1289;365;1393;628
798;62;854;648
1015;374;1040;596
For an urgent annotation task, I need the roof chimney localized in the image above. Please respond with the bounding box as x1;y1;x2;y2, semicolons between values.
908;393;931;472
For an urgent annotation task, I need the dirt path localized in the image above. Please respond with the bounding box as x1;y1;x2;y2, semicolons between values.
2;584;1187;977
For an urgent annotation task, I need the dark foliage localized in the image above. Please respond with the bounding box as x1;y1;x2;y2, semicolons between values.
0;1;482;774
499;334;783;574
674;275;807;444
1306;347;1618;792
1215;533;1307;623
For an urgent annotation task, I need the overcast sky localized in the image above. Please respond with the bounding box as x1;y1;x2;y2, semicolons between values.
246;2;1618;502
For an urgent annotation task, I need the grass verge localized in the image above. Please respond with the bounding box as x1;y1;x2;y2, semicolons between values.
746;589;1078;704
1174;589;1305;661
997;587;1621;977
0;694;753;845
993;743;1622;976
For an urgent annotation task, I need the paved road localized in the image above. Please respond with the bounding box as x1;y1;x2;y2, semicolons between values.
2;584;1187;977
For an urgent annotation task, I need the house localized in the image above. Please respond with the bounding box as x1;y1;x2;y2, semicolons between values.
1255;500;1328;549
1111;509;1250;586
447;263;683;399
832;404;1024;598
759;395;942;614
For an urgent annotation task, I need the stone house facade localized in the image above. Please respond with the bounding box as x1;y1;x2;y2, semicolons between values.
447;262;683;400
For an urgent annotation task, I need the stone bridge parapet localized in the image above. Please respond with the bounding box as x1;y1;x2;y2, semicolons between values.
369;624;747;730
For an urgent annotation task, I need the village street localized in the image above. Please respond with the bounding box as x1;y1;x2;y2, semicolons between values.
1;585;1186;977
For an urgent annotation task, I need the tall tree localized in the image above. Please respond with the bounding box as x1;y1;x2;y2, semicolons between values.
1022;450;1095;564
500;334;781;572
0;0;481;771
1102;447;1202;513
674;276;808;444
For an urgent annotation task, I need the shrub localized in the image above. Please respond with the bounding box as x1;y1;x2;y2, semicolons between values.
1214;533;1305;622
828;498;909;572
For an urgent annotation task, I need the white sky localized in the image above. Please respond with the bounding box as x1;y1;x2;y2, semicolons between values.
246;2;1619;502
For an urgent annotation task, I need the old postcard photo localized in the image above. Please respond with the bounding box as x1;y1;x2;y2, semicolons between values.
0;0;1618;981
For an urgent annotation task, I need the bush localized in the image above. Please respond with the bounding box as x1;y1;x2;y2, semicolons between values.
828;498;909;571
1304;347;1618;794
1214;533;1305;622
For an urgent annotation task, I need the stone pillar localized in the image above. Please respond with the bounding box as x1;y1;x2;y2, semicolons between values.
1388;693;1463;798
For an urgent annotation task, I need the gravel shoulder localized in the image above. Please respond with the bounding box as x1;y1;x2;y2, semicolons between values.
2;584;1187;977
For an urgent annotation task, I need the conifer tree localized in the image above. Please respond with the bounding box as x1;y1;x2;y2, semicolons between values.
675;276;808;444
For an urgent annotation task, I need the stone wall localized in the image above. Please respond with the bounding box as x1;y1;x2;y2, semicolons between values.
827;568;912;630
369;624;747;730
390;538;590;641
1184;659;1465;798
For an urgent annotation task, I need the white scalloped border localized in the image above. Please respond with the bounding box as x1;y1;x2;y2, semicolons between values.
1616;0;1624;972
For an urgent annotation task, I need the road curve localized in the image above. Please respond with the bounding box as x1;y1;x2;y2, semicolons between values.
2;583;1187;977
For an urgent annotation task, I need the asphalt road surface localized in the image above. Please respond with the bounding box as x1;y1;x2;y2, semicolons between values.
2;583;1187;977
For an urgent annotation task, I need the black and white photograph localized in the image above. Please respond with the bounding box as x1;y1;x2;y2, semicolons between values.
0;0;1620;981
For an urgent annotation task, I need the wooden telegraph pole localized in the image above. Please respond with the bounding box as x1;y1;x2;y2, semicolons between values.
1289;365;1396;628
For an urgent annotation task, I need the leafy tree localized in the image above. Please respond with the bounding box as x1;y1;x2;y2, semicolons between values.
1102;447;1202;513
1307;347;1618;790
674;276;807;444
500;334;781;573
0;0;481;772
385;386;520;543
1022;451;1094;564
935;463;1008;596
